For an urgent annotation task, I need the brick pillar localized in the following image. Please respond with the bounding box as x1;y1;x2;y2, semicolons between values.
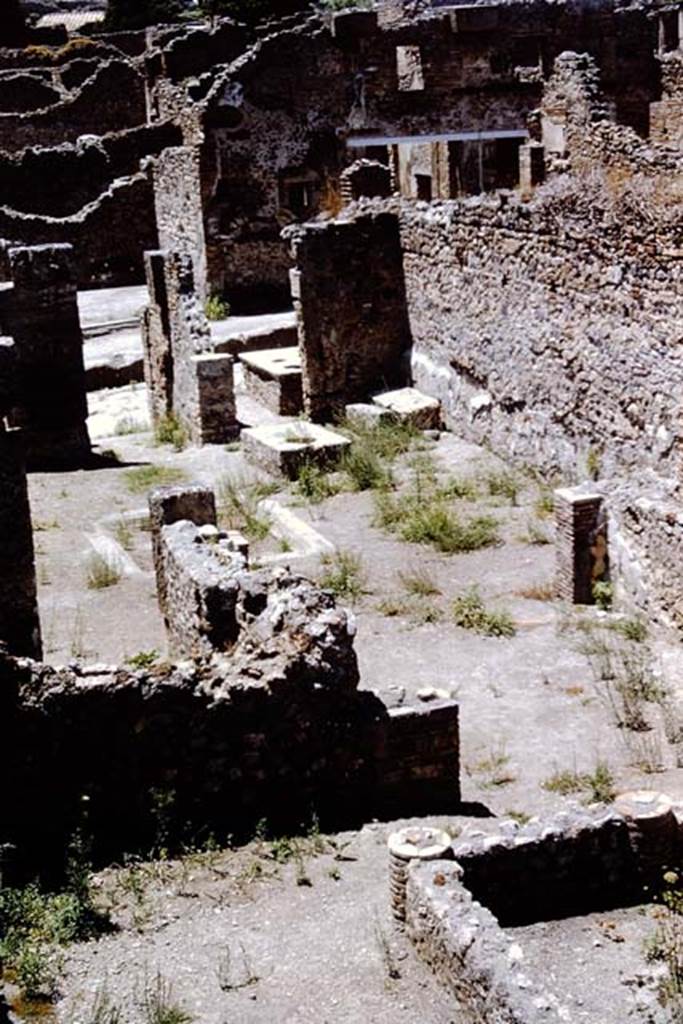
0;429;42;659
148;485;217;625
554;486;607;604
2;244;90;467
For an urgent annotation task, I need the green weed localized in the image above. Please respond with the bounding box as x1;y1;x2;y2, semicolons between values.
320;550;366;603
125;466;188;495
452;588;516;637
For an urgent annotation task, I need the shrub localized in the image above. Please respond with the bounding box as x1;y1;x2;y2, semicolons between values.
542;761;615;803
452;588;516;637
398;566;441;597
592;579;613;610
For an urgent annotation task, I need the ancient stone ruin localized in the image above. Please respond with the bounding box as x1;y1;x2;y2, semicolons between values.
0;0;682;1020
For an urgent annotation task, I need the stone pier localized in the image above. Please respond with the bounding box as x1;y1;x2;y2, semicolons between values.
0;425;42;659
0;244;90;466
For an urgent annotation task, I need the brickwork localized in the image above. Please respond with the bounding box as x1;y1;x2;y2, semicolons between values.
554;488;606;604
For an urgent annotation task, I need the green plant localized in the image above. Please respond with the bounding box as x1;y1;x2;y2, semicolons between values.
644;873;683;1012
114;416;147;436
140;973;193;1024
577;630;663;732
0;866;103;1003
542;760;615;803
485;470;521;506
320;550;366;603
86;552;122;590
609;618;648;643
466;745;516;788
217;475;275;540
375;490;499;554
155;414;188;452
452;588;516;637
205;293;230;321
125;466;188;494
341;445;393;492
126;649;161;670
398;566;441;597
284;425;315;445
542;768;585;796
534;486;555;518
113;518;134;551
295;462;339;503
592;579;613;610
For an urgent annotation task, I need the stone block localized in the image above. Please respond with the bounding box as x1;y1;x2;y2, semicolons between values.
191;352;238;445
373;387;441;430
239;346;303;416
344;402;393;429
241;422;351;479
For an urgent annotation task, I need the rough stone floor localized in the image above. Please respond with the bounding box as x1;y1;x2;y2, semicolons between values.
22;371;683;1024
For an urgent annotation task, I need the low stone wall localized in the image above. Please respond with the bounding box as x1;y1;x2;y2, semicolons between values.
0;558;460;872
405;799;682;1022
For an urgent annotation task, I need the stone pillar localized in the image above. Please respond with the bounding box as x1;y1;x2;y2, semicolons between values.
388;826;452;923
148;485;217;625
0;428;42;659
142;249;173;426
188;352;237;445
554;486;607;604
1;244;90;467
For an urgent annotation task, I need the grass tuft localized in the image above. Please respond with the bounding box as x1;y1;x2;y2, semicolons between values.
125;466;188;495
452;588;516;637
86;552;122;590
320;550;366;603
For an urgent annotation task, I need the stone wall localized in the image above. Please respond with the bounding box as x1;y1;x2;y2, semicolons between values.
0;424;42;661
400;188;682;483
0;569;460;872
0;243;90;466
0;122;180;217
0;59;146;153
286;210;412;422
0;171;158;288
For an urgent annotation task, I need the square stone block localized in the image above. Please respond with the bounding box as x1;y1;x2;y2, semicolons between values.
373;387;441;429
239;346;303;416
241;422;351;479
